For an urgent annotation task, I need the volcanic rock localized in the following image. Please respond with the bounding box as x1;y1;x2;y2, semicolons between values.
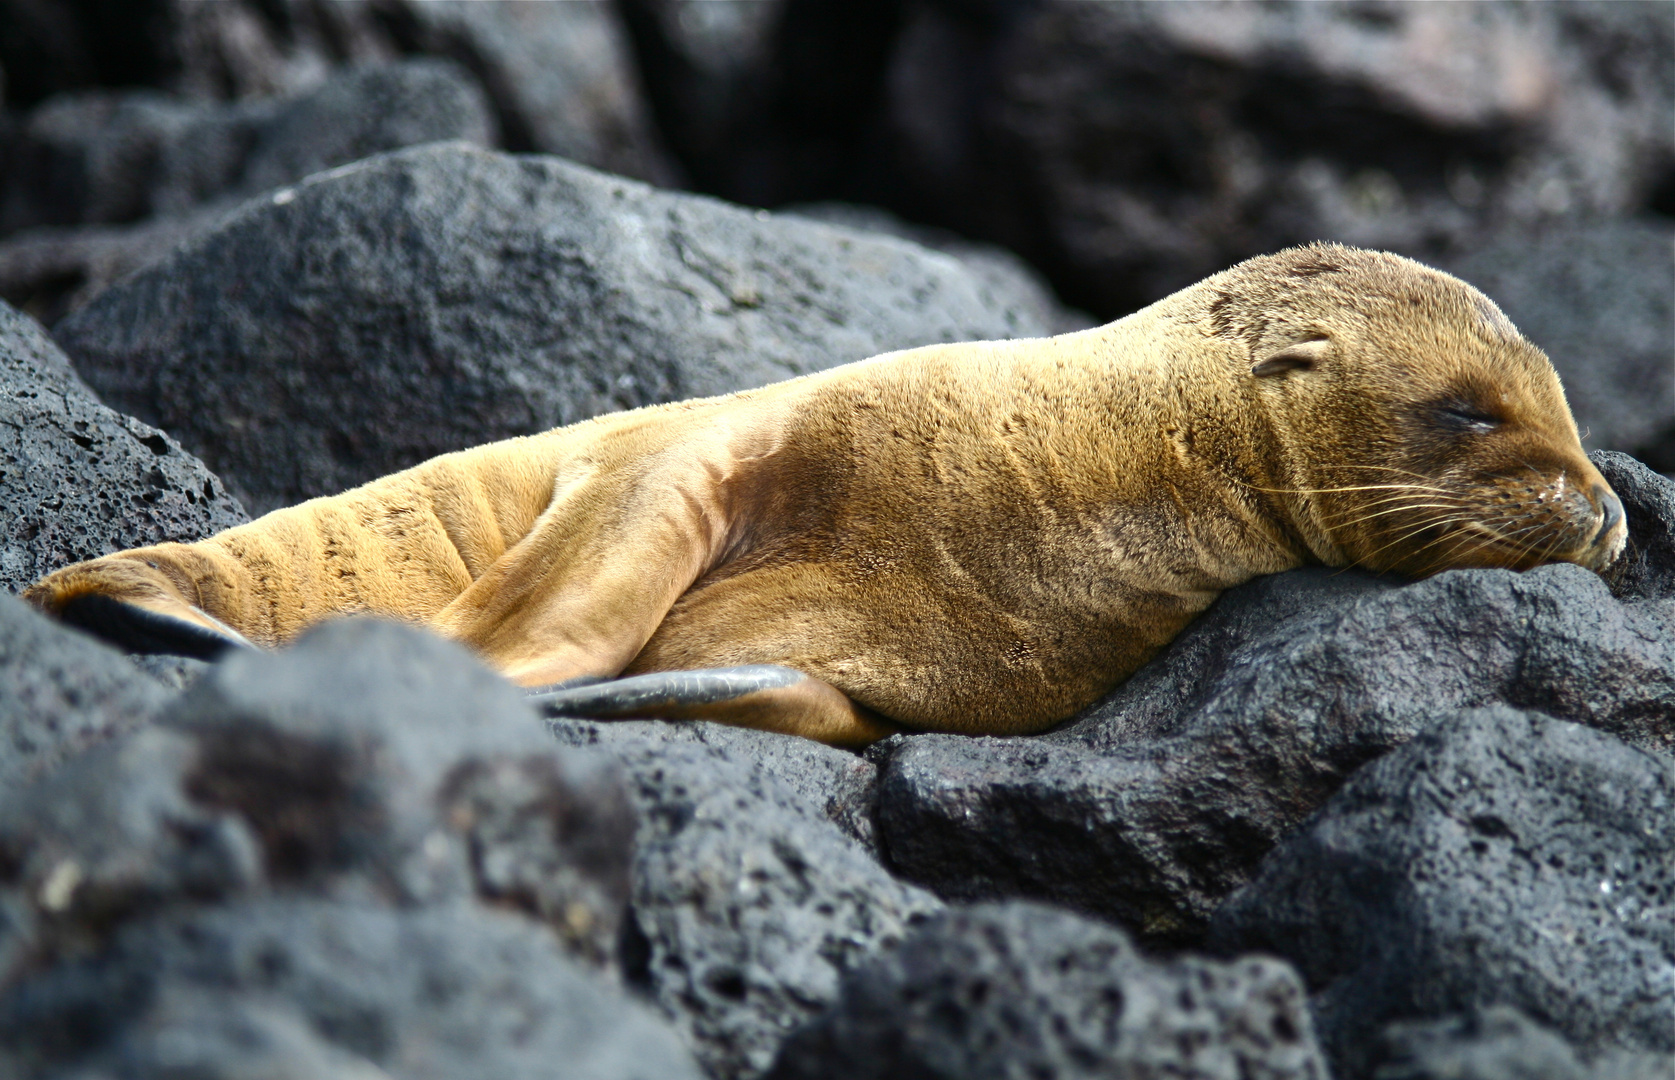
875;554;1674;942
580;736;941;1079
0;594;169;790
1208;707;1674;1077
766;900;1329;1080
0;297;246;595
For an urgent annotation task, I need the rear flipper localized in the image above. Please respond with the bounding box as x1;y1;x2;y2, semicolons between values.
55;593;256;660
528;664;901;749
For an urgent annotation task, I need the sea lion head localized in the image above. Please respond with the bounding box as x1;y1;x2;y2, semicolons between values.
1211;242;1626;577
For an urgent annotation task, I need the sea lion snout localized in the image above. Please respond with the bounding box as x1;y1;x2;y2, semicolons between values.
1585;483;1627;568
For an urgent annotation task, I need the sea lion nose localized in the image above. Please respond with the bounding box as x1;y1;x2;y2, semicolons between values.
1591;484;1624;548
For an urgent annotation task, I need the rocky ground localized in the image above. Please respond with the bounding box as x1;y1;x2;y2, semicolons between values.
1;3;1671;1079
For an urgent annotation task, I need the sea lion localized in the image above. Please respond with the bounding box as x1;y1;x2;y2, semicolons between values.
26;243;1626;747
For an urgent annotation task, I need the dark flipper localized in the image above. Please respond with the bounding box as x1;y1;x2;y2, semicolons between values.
527;665;902;748
56;593;252;660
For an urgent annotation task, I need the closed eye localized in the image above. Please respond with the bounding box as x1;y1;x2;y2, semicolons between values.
1435;402;1502;430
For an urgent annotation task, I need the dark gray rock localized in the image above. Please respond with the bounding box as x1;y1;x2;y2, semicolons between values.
0;620;636;988
1441;220;1675;466
1374;1006;1672;1080
875;560;1674;943
372;0;677;184
0;297;247;594
595;738;941;1079
1592;451;1675;601
56;140;1070;512
766;900;1329;1080
0;58;493;236
0;59;495;323
1209;707;1674;1078
0;898;702;1080
0;593;169;791
551;717;881;854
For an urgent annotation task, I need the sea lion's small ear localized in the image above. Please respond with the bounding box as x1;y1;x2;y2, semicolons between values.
1251;338;1331;378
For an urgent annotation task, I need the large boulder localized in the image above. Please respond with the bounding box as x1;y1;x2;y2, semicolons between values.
873;473;1675;941
622;1;1673;318
576;736;942;1079
0;297;247;595
766;900;1329;1080
552;716;883;854
0;899;701;1080
56;141;1072;512
1374;1006;1672;1080
0;58;496;323
0;618;689;1077
0;594;169;789
1208;707;1674;1078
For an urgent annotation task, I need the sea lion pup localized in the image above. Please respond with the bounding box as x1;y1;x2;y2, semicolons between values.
27;243;1626;747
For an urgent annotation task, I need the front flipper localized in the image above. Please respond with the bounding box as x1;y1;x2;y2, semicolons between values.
55;592;256;659
529;664;901;749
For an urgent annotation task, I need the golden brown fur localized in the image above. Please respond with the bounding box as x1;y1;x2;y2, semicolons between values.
26;244;1626;745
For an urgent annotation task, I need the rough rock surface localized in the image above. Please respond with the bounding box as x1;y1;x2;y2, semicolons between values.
1374;1006;1673;1080
0;297;247;595
1209;707;1674;1078
576;736;940;1080
0;899;700;1080
0;618;692;1077
372;0;676;184
1592;451;1675;601
0;58;495;323
1441;219;1675;468
623;1;1674;318
551;717;881;854
766;900;1329;1080
0;594;168;789
876;541;1674;941
57;140;1070;512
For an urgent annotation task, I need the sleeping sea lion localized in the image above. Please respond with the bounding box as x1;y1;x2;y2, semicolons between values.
25;243;1626;747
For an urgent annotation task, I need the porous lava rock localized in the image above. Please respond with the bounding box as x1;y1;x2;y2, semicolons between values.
0;58;495;322
1592;450;1675;601
0;899;701;1080
552;716;881;854
0;297;247;595
0;594;168;789
56;140;1070;512
622;1;1674;318
0;618;687;1078
578;737;941;1080
875;544;1674;941
765;900;1329;1080
1208;707;1674;1078
1374;1006;1672;1080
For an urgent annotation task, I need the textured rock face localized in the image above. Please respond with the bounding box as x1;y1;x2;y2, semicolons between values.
875;555;1675;941
766;901;1329;1080
1592;451;1675;600
1373;1006;1673;1080
552;717;882;854
1439;219;1675;468
0;58;496;323
621;0;1674;318
0;594;168;789
0;899;700;1080
1209;707;1674;1078
574;735;941;1080
0;620;694;1078
56;141;1071;512
0;298;247;594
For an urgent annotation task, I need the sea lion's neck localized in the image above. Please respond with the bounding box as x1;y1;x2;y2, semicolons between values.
1073;307;1323;585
